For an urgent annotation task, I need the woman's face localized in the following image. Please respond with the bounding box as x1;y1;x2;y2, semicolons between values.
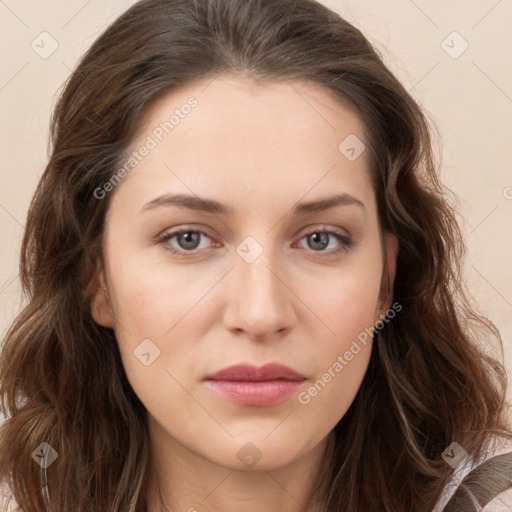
91;75;398;472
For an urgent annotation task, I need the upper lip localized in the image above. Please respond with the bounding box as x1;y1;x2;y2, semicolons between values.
206;363;306;382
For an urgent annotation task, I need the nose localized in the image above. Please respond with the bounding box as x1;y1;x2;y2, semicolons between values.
222;242;296;342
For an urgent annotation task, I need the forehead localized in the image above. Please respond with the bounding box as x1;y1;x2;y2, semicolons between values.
136;74;366;146
108;74;375;220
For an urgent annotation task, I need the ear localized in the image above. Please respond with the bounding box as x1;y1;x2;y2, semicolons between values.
90;268;116;329
385;231;399;286
375;231;399;318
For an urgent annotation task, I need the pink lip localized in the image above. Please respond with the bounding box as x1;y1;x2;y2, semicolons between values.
206;363;306;382
205;363;306;407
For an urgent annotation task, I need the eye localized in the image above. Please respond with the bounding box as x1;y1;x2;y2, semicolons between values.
296;227;353;256
157;225;353;256
158;228;215;254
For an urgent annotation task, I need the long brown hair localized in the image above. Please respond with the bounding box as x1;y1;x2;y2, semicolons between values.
1;0;511;510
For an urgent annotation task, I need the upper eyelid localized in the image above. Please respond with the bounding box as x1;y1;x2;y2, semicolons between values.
159;223;350;239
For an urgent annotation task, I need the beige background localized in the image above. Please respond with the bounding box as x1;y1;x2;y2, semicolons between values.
1;1;511;419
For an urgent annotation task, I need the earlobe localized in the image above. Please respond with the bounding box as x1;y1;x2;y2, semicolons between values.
90;271;115;328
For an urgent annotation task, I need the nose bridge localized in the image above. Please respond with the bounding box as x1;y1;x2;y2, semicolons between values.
235;233;286;305
224;233;295;338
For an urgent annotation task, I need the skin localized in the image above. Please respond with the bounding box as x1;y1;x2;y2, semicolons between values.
90;74;399;512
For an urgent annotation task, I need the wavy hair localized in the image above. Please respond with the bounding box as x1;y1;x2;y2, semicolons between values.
1;0;511;510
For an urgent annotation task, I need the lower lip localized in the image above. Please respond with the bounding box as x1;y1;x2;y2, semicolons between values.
206;379;304;406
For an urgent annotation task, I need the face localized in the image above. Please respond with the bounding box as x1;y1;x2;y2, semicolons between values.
91;74;398;472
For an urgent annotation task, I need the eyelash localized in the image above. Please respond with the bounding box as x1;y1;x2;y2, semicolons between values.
156;226;353;257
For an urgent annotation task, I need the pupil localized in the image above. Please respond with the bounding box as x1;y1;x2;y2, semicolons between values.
310;232;328;250
180;232;200;249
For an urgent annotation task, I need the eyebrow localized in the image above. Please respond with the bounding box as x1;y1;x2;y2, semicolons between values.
140;192;366;216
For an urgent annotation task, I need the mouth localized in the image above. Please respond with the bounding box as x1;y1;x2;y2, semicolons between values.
204;363;306;407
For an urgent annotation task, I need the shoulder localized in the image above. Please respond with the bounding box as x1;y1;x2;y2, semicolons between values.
481;487;512;511
432;435;512;512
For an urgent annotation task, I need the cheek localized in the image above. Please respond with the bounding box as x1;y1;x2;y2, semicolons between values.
106;266;205;420
297;250;383;346
108;249;213;338
104;246;239;411
296;285;377;434
294;253;382;415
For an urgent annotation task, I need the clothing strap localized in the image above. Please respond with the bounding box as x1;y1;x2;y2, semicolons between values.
442;450;512;511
